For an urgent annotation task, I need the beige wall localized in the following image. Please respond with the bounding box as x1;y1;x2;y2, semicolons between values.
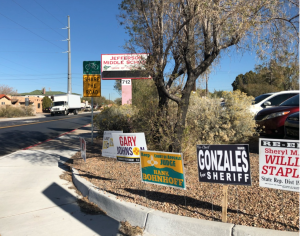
0;97;11;106
11;96;43;113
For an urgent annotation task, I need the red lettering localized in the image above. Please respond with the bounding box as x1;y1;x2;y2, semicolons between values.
265;155;276;164
279;156;287;165
119;137;123;146
275;167;284;176
123;137;128;146
287;156;295;166
132;136;136;146
291;150;298;155
262;165;268;174
292;168;299;178
269;166;276;175
295;157;299;166
127;137;132;146
275;156;281;165
284;168;293;177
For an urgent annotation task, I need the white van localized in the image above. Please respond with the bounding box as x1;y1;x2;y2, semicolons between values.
250;90;299;115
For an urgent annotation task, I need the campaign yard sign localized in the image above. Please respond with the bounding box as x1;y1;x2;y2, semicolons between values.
259;138;299;192
80;137;86;162
102;131;123;158
197;144;251;185
140;150;186;189
111;133;147;163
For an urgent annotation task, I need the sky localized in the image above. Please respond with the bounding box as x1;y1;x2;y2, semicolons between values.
0;0;262;101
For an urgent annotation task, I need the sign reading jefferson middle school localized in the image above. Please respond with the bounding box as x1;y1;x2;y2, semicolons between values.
140;150;186;189
197;144;251;186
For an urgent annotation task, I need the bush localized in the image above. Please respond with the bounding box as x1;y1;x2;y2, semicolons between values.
185;90;256;143
132;100;178;151
0;105;34;118
94;90;257;161
94;105;137;135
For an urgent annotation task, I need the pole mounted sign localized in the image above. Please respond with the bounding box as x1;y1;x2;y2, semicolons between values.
83;61;100;75
101;54;150;80
83;61;101;97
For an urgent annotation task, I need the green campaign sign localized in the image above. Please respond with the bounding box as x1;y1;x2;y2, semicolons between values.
83;61;100;74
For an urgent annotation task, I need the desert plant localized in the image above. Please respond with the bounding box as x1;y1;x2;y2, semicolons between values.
182;91;257;160
0;105;34;118
94;105;137;135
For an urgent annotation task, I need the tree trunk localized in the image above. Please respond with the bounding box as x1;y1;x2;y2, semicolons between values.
172;95;190;153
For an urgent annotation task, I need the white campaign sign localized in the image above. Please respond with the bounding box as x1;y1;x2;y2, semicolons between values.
102;131;123;158
111;133;147;163
259;138;299;192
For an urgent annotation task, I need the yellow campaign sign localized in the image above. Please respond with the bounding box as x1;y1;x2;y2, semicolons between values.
140;150;186;189
83;74;101;97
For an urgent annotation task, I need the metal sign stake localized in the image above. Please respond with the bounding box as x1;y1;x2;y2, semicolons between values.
91;97;93;144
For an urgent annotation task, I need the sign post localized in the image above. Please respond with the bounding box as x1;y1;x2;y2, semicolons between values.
83;61;101;144
222;185;228;223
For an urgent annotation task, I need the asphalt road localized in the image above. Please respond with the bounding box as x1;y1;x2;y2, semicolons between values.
0;113;93;157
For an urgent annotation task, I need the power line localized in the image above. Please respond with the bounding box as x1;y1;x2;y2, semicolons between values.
0;39;64;41
11;0;66;38
33;0;65;26
0;51;62;53
0;12;65;51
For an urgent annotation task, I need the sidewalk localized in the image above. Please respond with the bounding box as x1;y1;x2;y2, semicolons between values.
0;126;120;236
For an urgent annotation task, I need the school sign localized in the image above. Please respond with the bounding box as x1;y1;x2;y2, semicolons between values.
140;150;186;189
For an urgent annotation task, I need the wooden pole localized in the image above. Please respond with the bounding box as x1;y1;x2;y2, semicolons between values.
222;185;228;223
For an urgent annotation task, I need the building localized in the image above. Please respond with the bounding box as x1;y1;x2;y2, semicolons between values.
0;95;11;106
11;96;43;113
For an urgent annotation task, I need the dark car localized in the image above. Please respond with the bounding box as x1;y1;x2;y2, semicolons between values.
255;94;299;137
284;112;299;139
43;107;51;113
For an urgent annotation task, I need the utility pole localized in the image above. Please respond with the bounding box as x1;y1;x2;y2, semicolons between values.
67;16;72;94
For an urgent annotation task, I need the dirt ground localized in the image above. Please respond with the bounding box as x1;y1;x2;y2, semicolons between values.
67;138;299;232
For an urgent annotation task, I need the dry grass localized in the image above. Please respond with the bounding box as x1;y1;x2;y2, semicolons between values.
118;221;143;236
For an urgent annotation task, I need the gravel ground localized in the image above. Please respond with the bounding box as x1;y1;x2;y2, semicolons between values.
68;138;299;232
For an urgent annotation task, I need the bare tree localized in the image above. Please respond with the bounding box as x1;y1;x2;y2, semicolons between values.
119;0;299;152
0;84;18;95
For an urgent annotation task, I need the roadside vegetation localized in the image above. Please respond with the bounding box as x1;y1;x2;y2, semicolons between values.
95;83;257;161
0;105;34;118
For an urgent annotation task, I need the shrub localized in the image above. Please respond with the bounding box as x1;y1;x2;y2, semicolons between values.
94;105;137;135
94;90;256;161
184;91;256;144
0;105;34;118
132;100;178;151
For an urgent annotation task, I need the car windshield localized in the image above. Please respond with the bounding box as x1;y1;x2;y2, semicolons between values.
253;94;272;104
53;101;65;106
280;94;299;106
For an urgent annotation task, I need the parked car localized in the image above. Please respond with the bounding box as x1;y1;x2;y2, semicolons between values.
284;112;299;139
43;107;51;113
250;90;299;115
255;94;299;137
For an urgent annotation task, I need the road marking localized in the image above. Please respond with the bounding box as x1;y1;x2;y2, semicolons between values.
0;115;89;129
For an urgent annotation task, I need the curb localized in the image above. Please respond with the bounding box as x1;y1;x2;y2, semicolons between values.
71;168;298;236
